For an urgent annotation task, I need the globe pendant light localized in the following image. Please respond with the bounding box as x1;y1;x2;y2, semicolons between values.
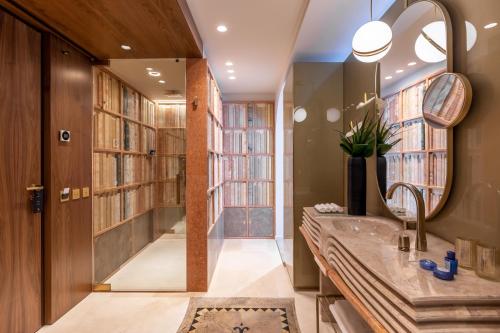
352;0;393;63
415;21;447;63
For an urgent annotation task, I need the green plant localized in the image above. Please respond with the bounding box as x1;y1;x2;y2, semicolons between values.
376;114;401;156
338;112;376;158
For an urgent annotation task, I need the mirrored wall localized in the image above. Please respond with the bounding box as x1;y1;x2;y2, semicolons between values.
92;58;187;291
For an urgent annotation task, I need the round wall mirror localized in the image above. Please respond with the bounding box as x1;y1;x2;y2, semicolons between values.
422;72;472;128
377;0;453;221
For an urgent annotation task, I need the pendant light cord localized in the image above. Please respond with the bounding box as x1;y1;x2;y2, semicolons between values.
370;0;373;21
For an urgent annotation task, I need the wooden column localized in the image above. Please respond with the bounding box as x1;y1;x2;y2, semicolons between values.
186;58;208;291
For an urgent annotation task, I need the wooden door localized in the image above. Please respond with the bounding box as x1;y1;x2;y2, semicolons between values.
0;10;42;333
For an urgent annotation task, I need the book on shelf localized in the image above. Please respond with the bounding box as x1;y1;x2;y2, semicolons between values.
157;104;186;128
208;153;214;188
382;94;400;124
401;81;425;120
214;123;223;153
123;155;142;185
248;156;273;180
142;127;156;153
138;184;154;212
95;70;120;113
247;129;273;154
402;153;426;185
123;121;140;152
208;76;222;121
158;156;185;181
429;126;447;149
248;181;273;206
93;153;121;190
93;111;120;149
158;181;185;206
142;157;155;183
224;182;247;206
223;156;246;181
157;129;186;155
93;192;121;234
123;187;139;219
122;85;140;120
248;103;273;128
223;103;246;128
223;130;246;154
430;152;447;187
402;119;425;151
207;114;213;151
141;97;156;127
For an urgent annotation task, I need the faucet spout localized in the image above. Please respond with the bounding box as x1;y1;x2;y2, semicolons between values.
386;182;427;252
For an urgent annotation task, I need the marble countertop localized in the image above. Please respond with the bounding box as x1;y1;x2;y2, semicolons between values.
314;212;500;306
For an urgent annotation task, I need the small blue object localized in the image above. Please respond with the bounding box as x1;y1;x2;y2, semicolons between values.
419;259;437;271
445;250;458;275
433;267;455;281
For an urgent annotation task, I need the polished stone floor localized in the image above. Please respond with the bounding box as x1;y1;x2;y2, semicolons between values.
38;239;335;333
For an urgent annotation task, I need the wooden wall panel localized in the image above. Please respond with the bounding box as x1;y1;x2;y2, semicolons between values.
43;34;93;324
0;9;42;333
186;58;208;292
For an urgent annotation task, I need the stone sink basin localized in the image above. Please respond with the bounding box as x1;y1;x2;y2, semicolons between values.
318;215;500;307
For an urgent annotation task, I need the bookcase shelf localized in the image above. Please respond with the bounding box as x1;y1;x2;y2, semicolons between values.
382;71;448;216
92;67;157;239
222;102;275;238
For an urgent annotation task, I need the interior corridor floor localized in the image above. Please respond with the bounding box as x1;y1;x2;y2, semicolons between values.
39;239;335;333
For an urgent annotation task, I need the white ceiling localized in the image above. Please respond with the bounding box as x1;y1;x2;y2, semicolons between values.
186;0;397;98
186;0;308;98
108;59;186;101
293;0;396;62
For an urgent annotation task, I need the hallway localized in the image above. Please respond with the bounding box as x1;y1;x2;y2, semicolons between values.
39;239;335;332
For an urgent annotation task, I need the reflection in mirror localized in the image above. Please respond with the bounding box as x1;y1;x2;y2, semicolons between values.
422;73;472;128
377;1;450;220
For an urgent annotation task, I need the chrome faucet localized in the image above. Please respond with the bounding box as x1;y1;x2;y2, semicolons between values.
386;182;427;252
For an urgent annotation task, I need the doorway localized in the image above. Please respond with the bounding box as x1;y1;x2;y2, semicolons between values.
0;9;43;333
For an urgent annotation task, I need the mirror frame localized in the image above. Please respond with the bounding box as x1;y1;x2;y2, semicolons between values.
377;0;455;221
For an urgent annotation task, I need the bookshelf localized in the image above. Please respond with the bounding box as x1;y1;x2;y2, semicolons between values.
382;73;448;216
92;68;156;281
207;74;224;232
223;102;275;238
156;103;186;211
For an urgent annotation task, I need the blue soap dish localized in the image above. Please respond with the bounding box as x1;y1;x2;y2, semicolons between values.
419;259;437;271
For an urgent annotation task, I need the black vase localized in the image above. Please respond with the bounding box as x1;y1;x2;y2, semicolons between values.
377;156;387;202
348;156;366;216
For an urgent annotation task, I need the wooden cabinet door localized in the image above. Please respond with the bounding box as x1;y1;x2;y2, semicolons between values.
0;10;42;333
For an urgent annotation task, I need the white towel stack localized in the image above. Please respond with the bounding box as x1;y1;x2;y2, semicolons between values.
314;203;344;214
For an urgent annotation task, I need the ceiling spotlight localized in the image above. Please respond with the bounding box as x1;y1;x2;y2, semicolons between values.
146;67;153;71
396;69;404;73
484;22;498;29
148;71;161;77
229;76;236;80
227;69;235;73
158;80;165;84
385;76;393;80
408;62;417;66
121;44;132;50
293;107;307;123
217;25;228;32
225;61;233;67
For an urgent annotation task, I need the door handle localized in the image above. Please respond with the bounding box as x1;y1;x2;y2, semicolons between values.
26;184;44;191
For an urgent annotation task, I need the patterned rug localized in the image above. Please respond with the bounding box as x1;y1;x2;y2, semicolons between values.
177;298;301;333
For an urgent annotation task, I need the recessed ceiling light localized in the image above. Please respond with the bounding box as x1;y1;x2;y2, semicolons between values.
146;67;153;71
227;69;235;73
158;80;165;84
217;25;228;32
229;76;236;80
121;44;132;50
408;62;417;66
385;76;393;80
484;22;498;29
396;69;404;74
148;71;161;77
225;61;233;67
